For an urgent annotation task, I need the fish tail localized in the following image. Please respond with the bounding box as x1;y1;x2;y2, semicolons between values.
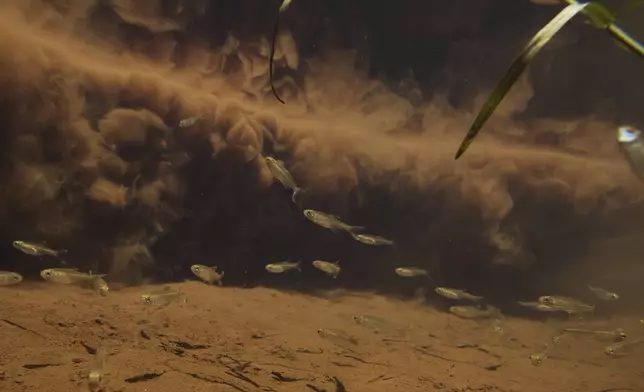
295;261;302;272
291;188;304;204
347;226;365;234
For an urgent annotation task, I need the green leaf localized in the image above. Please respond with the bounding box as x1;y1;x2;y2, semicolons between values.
582;2;615;28
607;24;644;60
454;2;589;160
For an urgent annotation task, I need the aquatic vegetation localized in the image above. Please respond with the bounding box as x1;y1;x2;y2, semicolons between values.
454;0;644;160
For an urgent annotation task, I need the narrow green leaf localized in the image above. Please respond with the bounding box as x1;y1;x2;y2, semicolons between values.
607;24;644;60
454;2;589;160
582;2;615;28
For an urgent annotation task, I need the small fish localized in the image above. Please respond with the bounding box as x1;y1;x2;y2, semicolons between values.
41;269;106;285
140;287;184;305
0;271;22;286
538;295;595;314
562;328;626;342
190;265;224;286
588;285;619;300
352;314;401;336
395;267;429;278
265;157;303;203
350;233;394;246
317;328;358;348
312;260;340;278
517;301;564;312
265;261;301;273
87;348;106;392
90;277;109;297
435;287;484;302
178;113;203;128
13;241;67;259
529;353;547;366
617;125;644;181
303;209;365;233
449;305;501;319
605;339;644;357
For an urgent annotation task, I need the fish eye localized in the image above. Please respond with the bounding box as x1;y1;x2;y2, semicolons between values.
44;272;51;277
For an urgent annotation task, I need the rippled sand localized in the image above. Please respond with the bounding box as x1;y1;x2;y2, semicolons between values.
0;282;642;392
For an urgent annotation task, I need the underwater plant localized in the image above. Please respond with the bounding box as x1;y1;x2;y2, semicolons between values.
454;0;644;160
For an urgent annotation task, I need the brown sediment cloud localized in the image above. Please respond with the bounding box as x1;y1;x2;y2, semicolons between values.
0;0;642;297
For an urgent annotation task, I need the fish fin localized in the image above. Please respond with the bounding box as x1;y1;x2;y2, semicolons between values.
291;188;303;203
216;279;223;287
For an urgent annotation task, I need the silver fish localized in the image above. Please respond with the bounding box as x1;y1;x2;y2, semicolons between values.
352;314;400;336
90;277;109;296
449;305;501;319
140;286;185;305
605;339;644;357
395;267;429;278
517;301;563;312
351;233;394;246
303;209;364;233
435;287;484;302
617;125;644;181
178;114;203;128
265;261;301;273
312;260;341;278
0;271;22;286
529;352;547;366
87;348;106;392
538;295;595;314
265;157;303;203
190;265;224;286
13;241;66;258
41;268;106;285
588;285;619;300
562;328;626;342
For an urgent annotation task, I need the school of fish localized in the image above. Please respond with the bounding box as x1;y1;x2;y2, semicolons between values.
1;122;643;381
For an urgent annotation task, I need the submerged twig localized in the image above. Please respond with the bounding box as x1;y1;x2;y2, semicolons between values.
2;318;47;338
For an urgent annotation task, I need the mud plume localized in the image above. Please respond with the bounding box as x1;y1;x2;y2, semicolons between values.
0;0;643;307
